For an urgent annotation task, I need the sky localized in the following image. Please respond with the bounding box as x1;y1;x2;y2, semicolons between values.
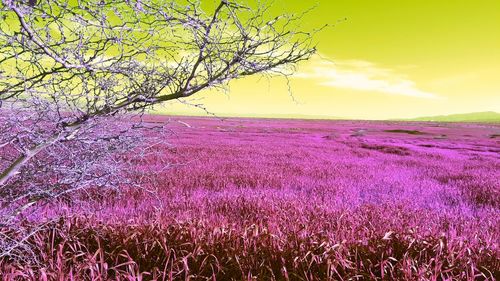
162;0;500;120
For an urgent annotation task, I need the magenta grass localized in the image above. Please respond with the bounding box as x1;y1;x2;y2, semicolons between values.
2;117;499;280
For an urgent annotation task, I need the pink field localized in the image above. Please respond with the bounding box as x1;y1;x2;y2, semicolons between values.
3;117;500;280
102;116;500;220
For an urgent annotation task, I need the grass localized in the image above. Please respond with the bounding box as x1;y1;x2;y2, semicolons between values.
1;209;498;280
1;117;499;280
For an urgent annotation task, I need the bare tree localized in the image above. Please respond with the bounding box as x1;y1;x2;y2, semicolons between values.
0;0;316;258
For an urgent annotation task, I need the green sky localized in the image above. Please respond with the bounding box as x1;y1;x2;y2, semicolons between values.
164;0;499;119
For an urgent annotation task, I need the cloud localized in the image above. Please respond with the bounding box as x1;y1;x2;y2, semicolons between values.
295;57;438;99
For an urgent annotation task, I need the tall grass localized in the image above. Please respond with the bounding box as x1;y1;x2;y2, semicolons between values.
1;118;499;280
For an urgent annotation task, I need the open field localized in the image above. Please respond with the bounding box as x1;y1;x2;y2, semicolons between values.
2;116;499;280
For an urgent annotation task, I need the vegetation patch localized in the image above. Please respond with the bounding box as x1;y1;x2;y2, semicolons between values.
384;129;426;135
360;143;411;156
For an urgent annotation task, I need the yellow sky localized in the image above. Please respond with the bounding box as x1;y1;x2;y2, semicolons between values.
161;0;500;120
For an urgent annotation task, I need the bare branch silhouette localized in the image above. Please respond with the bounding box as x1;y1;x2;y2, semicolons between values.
0;0;316;259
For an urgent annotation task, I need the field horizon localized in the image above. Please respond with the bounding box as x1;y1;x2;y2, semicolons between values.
156;111;500;123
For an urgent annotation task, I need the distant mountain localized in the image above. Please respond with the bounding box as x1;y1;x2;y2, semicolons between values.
404;111;500;123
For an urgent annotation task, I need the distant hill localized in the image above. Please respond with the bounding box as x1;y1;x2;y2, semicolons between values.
404;111;500;123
